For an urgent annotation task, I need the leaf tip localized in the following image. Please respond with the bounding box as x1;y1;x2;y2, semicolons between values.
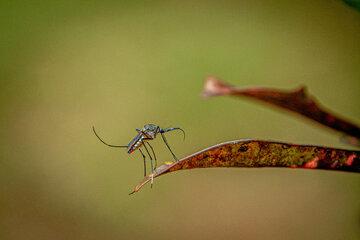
202;76;232;98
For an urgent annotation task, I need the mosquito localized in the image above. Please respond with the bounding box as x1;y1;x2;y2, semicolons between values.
92;124;185;178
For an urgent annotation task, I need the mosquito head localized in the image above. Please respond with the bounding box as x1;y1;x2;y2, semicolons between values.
142;124;160;139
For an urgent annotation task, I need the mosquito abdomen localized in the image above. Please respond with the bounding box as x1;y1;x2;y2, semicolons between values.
127;134;145;154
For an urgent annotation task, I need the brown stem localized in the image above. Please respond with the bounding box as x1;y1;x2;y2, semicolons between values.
202;76;360;140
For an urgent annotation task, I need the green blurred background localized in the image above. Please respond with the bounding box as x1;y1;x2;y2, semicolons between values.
1;1;359;239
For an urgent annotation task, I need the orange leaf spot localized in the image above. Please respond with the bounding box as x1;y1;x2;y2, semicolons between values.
304;157;319;168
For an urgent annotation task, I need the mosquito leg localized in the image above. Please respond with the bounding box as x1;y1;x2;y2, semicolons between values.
142;142;155;188
150;174;154;186
146;142;157;169
160;132;178;161
142;141;154;172
138;148;147;177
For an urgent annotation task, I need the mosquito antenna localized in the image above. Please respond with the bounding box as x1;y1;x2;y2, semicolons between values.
92;126;128;148
161;127;186;141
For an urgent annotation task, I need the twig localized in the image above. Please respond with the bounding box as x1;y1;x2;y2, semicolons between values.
202;76;360;141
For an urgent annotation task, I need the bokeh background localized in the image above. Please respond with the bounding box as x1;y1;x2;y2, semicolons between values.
1;1;360;239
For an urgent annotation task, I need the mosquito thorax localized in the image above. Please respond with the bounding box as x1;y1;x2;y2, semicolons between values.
143;124;158;131
142;124;159;138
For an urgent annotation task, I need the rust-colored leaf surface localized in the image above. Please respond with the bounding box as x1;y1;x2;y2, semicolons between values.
130;140;360;194
202;76;360;140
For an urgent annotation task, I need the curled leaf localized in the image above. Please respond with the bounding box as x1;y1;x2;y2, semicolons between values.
202;76;360;141
130;140;360;194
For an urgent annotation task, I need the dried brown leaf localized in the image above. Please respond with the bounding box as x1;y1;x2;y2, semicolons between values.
130;140;359;194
